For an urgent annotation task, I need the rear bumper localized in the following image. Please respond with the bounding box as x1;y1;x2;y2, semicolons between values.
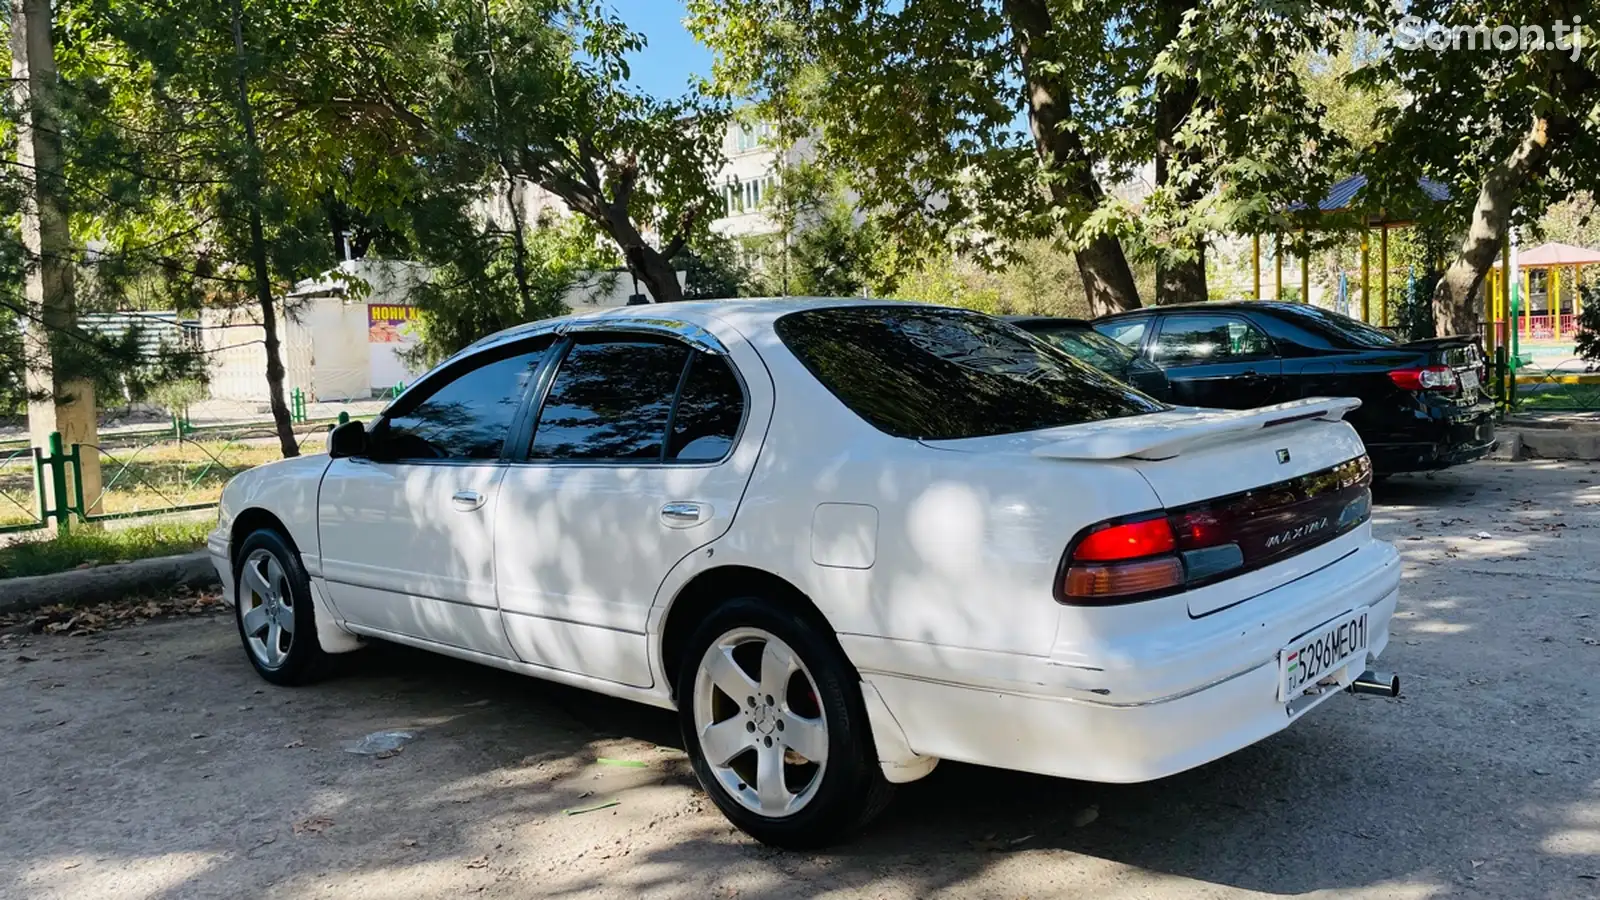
852;540;1401;783
1366;410;1496;473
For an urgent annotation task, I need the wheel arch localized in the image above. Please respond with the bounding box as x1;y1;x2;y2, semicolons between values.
657;565;853;703
230;507;298;565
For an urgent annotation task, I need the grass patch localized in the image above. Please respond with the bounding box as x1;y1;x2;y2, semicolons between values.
1516;383;1600;411
0;519;212;579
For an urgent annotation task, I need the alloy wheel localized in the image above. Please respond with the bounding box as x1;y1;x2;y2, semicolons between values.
239;547;295;669
692;626;829;818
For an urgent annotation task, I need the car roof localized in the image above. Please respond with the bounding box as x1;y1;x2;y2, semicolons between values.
493;297;918;340
1097;301;1311;320
1003;315;1093;328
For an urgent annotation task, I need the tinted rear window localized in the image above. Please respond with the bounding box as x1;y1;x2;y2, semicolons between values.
1273;305;1397;347
774;306;1165;440
1027;324;1137;372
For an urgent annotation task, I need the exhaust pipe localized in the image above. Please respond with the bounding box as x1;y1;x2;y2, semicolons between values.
1348;670;1400;698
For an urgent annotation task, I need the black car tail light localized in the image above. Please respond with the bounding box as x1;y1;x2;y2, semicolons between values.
1388;365;1458;392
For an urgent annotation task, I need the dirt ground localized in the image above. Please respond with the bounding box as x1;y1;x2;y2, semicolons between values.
2;460;1598;899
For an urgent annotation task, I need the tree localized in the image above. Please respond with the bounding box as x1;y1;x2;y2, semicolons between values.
403;197;617;366
6;0;105;508
1354;3;1600;337
689;0;1348;313
284;0;729;305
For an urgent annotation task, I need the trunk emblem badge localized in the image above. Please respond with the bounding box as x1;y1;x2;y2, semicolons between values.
1276;448;1292;464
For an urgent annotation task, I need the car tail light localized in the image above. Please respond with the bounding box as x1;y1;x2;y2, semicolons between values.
1061;517;1184;603
1058;456;1374;605
1388;365;1457;391
1065;557;1185;600
1071;517;1175;561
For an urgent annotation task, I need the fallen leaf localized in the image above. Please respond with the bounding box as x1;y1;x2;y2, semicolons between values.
190;733;207;740
292;815;334;835
596;757;648;768
1071;805;1100;827
401;838;418;848
16;655;36;663
563;799;620;816
283;740;304;749
375;746;404;760
1473;532;1492;540
465;855;489;869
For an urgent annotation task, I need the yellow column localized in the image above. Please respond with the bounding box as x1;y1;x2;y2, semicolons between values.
1502;237;1512;349
1360;229;1370;322
1578;265;1585;318
1274;234;1283;300
1484;270;1497;355
1300;232;1309;303
1252;234;1261;300
1379;226;1389;327
1522;269;1532;337
1553;266;1563;339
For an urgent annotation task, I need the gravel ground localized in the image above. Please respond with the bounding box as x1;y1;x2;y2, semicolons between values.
1;460;1597;899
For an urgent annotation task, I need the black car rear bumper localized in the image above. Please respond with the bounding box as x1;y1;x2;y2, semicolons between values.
1365;411;1497;473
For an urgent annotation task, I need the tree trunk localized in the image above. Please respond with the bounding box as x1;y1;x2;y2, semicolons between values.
624;240;685;303
1156;246;1206;306
1432;116;1559;338
1003;0;1140;314
1153;0;1207;306
231;0;298;459
504;175;535;317
11;0;104;519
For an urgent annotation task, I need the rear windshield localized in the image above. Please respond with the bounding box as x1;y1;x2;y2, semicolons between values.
1274;305;1397;347
774;306;1166;440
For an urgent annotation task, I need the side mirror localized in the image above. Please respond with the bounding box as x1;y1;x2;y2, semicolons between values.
327;420;367;459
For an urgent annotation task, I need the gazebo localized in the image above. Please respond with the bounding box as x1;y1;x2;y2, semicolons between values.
1258;174;1451;325
1488;241;1599;341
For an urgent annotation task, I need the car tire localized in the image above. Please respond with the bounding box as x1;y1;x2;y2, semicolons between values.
676;597;893;849
232;528;328;686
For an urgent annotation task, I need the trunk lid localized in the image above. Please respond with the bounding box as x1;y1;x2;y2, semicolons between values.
1395;335;1487;402
922;398;1373;615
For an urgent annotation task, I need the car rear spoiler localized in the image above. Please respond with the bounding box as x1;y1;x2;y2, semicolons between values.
1032;397;1362;462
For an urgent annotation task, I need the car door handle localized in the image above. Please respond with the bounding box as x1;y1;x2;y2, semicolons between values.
451;490;486;512
661;502;708;528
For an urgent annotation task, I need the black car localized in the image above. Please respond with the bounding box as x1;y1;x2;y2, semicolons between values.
1092;302;1496;474
1005;316;1169;396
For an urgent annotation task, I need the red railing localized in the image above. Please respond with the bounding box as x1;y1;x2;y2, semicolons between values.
1515;314;1581;339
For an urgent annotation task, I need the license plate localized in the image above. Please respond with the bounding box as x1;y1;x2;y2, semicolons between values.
1278;609;1369;702
1460;369;1480;392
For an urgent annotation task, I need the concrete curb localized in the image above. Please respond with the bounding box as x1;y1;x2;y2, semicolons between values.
0;551;219;617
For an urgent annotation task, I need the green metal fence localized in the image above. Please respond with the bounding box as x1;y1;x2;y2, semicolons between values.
0;424;334;537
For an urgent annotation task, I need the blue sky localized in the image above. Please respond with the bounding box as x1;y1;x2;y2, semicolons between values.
606;0;714;98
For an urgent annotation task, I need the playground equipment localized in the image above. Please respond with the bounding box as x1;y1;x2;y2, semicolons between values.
1486;241;1596;343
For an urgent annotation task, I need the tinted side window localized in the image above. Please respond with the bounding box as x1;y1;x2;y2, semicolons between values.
669;352;744;461
379;343;549;461
531;338;689;461
1097;319;1149;349
1154;316;1273;364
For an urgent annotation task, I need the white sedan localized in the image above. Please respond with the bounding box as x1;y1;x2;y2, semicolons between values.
209;299;1401;847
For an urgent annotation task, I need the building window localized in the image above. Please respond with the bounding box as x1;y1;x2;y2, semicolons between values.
723;175;778;217
735;121;773;152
